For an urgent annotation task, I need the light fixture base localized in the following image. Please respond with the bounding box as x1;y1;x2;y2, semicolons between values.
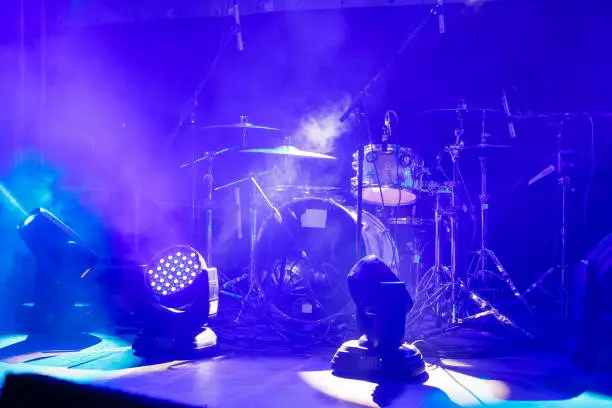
331;339;425;381
132;326;218;358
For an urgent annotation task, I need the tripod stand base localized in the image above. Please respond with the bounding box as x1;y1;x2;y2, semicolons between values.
409;276;533;340
469;248;532;312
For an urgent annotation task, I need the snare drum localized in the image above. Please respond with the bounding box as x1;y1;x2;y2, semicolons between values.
351;144;425;207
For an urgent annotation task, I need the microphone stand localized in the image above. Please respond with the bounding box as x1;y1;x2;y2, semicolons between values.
339;2;441;260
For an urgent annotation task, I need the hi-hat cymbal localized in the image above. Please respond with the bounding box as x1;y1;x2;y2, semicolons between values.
463;143;514;150
198;122;281;131
240;145;336;160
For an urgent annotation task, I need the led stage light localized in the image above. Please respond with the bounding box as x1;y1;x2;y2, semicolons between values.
133;245;219;357
16;208;98;332
331;255;425;381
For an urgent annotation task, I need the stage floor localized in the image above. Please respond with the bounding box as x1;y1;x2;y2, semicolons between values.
0;331;611;407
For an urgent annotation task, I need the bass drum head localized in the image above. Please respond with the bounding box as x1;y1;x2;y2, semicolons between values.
254;197;398;323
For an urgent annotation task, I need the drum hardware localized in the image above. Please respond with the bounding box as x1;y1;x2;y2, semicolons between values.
406;106;531;339
180;146;242;266
464;111;529;310
521;116;574;323
386;217;435;226
407;164;531;339
214;170;273;303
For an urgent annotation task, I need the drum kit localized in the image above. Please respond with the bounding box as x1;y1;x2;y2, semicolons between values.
179;104;534;338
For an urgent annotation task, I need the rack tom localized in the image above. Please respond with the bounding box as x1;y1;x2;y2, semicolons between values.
351;144;425;207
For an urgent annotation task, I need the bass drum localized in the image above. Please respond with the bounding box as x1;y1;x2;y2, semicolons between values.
254;197;399;323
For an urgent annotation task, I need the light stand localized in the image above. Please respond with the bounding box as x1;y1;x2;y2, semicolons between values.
339;2;441;260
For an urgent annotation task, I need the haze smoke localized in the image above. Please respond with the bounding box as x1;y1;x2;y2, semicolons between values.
293;96;352;154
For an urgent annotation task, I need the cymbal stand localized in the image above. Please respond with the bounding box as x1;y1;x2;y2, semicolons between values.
522;117;571;323
214;169;271;301
467;111;530;310
406;109;531;339
181;146;243;266
410;107;464;328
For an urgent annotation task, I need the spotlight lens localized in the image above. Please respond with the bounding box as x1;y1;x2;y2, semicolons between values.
146;246;205;296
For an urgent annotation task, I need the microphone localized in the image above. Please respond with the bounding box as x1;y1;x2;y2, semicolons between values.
382;112;391;152
437;0;445;34
232;2;244;52
501;88;517;139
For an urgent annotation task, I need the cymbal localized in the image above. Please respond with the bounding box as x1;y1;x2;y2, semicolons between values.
198;122;281;131
420;108;505;116
513;112;612;120
240;145;336;160
463;143;514;150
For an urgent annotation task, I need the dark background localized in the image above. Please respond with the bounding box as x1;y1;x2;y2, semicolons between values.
1;0;611;327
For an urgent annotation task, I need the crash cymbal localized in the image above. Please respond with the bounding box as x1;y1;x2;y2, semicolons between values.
198;122;281;131
240;145;336;160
